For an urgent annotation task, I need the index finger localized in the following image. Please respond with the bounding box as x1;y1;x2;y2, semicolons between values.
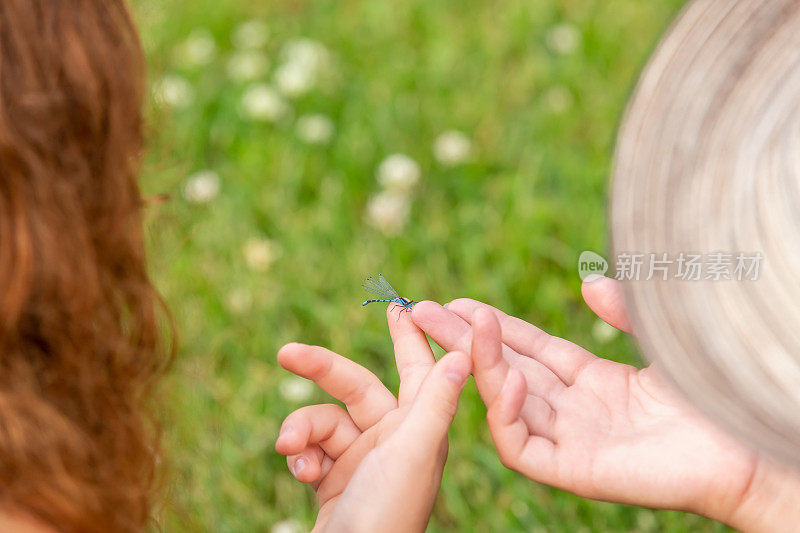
278;343;397;430
411;301;565;402
446;298;597;386
387;306;435;405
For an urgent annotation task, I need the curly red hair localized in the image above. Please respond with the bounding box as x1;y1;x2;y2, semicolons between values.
0;1;170;530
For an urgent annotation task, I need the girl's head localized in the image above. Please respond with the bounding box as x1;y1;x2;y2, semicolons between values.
0;1;168;530
613;0;800;466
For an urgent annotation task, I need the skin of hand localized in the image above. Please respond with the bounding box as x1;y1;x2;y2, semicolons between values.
411;275;800;531
275;307;472;533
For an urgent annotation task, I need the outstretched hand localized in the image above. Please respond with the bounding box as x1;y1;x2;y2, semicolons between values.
411;276;759;524
276;307;471;533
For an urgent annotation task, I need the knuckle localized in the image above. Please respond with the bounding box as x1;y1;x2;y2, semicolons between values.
341;379;370;406
276;345;295;368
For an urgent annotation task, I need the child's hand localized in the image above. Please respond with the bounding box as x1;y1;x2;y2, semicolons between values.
275;309;471;533
411;277;762;525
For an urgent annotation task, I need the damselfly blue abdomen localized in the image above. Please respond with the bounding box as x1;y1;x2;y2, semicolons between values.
362;275;415;316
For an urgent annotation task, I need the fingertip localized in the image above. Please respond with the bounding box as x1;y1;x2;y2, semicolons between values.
290;455;320;483
412;300;441;313
277;342;304;367
445;349;471;364
386;303;405;321
275;432;291;455
580;275;604;301
580;276;634;334
387;304;415;331
442;350;472;386
276;439;303;456
275;425;302;455
582;273;606;284
471;306;488;320
471;307;498;329
445;298;477;315
410;300;442;323
278;345;330;378
581;273;616;298
385;305;398;328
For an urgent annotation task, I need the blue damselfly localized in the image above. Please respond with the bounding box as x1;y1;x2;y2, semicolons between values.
361;275;415;315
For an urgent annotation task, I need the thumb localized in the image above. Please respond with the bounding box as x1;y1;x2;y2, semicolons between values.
581;274;634;334
325;354;471;533
397;351;472;450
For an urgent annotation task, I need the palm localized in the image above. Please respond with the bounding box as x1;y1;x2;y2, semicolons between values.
312;408;418;527
412;297;757;518
538;358;755;511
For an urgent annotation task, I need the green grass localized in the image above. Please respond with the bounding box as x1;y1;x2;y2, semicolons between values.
133;0;731;530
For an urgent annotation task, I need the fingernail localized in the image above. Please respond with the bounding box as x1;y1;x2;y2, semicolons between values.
445;356;470;386
582;274;604;283
293;456;307;477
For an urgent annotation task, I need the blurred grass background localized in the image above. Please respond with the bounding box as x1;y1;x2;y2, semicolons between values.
131;0;732;531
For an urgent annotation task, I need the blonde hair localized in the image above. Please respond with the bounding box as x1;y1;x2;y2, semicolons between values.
612;0;800;466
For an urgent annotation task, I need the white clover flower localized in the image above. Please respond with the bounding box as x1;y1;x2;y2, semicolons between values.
364;191;411;236
274;61;315;97
546;23;581;55
273;38;331;97
152;75;195;109
433;130;471;166
231;20;269;50
226;51;269;82
240;84;290;122
281;38;330;71
243;238;281;272
376;154;421;192
174;28;217;66
543;85;573;113
279;377;314;403
271;519;304;533
295;114;335;145
592;318;619;343
225;288;253;315
183;170;220;204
